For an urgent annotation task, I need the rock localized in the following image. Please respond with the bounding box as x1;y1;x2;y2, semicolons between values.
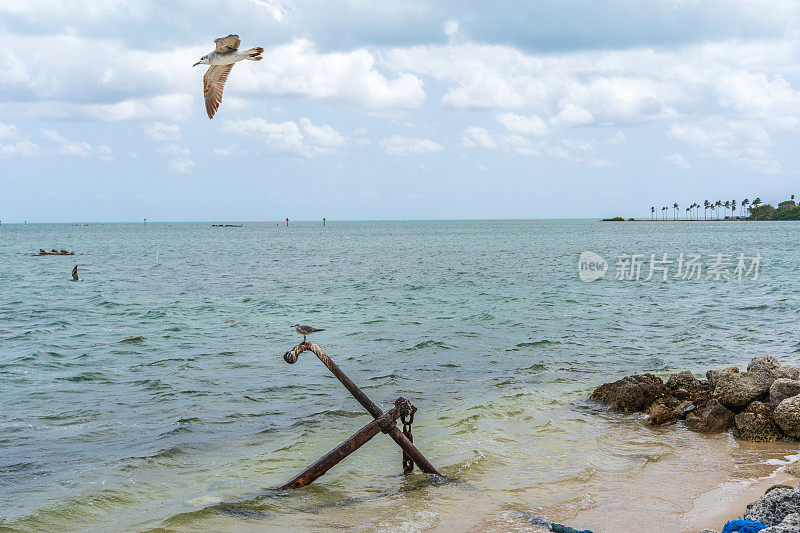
697;530;718;533
778;366;800;381
666;371;702;393
774;396;800;438
749;355;783;374
745;484;800;526
786;462;800;477
590;374;663;412
767;485;797;495
707;366;739;389
771;379;800;405
685;399;735;433
734;402;783;442
646;396;687;426
762;512;800;532
714;370;772;411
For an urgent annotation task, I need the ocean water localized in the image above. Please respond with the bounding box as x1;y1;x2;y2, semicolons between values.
1;220;799;532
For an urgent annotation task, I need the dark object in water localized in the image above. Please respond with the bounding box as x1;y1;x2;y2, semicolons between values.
211;224;242;227
34;249;75;256
70;265;82;282
120;336;144;343
279;342;439;488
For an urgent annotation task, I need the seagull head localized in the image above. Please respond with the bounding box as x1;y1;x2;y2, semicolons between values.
193;55;210;67
291;323;299;328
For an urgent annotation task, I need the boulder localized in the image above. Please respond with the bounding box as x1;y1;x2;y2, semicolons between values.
666;371;702;393
749;355;783;374
714;371;772;411
745;484;800;526
707;366;739;389
774;396;800;438
590;374;663;412
777;366;800;381
646;397;691;426
770;379;800;405
786;462;800;477
734;401;782;442
762;512;800;532
685;399;735;433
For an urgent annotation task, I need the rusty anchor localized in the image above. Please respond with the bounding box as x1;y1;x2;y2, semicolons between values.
279;342;440;489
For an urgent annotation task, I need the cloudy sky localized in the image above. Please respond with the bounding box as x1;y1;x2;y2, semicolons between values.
1;0;799;222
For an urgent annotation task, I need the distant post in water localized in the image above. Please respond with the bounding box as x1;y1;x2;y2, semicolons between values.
144;218;147;224
323;217;326;226
286;217;289;227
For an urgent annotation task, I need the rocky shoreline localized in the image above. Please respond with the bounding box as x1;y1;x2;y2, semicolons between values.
698;482;800;532
591;355;800;442
591;355;800;532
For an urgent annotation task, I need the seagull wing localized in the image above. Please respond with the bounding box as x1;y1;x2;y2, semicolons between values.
72;265;78;280
203;64;234;119
214;34;241;53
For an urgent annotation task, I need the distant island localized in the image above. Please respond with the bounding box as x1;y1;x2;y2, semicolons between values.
603;195;800;221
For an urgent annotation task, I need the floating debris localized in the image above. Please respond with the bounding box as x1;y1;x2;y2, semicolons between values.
120;336;144;343
34;249;75;256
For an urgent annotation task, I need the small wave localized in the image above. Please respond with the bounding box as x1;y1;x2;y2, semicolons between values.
403;340;450;351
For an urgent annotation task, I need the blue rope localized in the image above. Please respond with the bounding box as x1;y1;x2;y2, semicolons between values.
517;512;594;533
721;518;767;533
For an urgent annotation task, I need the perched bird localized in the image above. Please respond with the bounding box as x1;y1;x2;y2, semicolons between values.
193;34;263;119
292;324;324;343
71;265;82;282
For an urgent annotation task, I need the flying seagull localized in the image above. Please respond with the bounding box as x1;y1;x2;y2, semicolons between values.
292;324;324;343
71;265;82;282
193;35;263;119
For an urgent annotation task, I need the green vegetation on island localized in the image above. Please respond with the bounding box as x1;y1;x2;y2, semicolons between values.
639;195;800;221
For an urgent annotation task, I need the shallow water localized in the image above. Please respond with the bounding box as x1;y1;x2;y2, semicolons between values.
1;220;799;532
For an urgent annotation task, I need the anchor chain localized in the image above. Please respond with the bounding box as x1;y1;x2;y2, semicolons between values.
396;397;417;473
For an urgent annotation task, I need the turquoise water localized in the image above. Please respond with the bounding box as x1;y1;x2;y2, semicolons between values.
1;220;799;532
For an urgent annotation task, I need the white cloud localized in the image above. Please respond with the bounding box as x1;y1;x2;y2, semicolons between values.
496;112;548;136
0;122;20;139
213;144;238;156
225;39;426;110
221;116;347;157
606;131;627;144
663;153;691;170
0;140;39;159
461;126;496;148
668;117;779;174
380;135;443;156
385;38;800;130
143;122;180;141
40;128;113;160
168;158;195;174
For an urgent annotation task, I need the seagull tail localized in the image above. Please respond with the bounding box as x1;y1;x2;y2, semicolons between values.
245;47;263;60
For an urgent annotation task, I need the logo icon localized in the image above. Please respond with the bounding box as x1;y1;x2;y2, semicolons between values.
578;251;608;282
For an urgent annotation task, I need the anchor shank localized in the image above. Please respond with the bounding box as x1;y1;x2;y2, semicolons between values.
279;407;401;489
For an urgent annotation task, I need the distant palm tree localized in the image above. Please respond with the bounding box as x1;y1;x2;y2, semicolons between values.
673;202;679;220
724;200;730;218
704;200;710;219
662;206;667;220
742;198;750;217
685;206;690;220
715;200;722;219
731;199;737;218
651;206;655;220
750;198;762;213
